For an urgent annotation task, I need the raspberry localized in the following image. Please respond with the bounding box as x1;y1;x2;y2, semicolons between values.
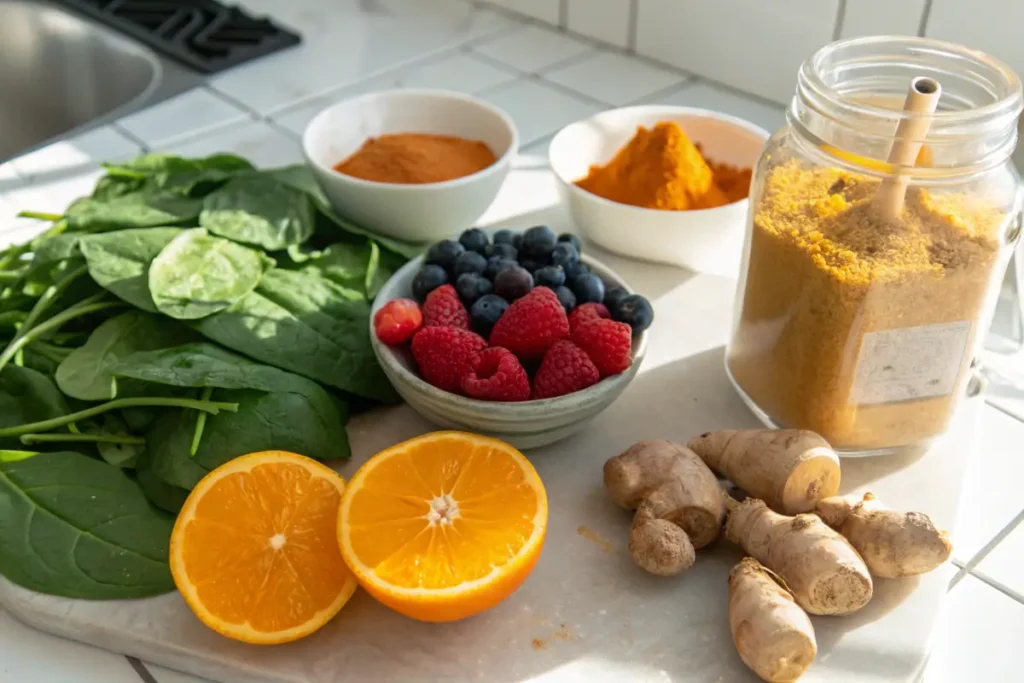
373;298;423;345
461;347;530;401
422;284;469;329
533;340;600;399
572;318;632;377
568;302;610;333
411;327;486;393
489;287;570;361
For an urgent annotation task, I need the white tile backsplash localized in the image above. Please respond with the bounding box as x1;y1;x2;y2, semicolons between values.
973;518;1024;599
477;78;601;144
922;573;1024;682
117;88;252;147
485;0;563;25
272;53;517;136
164;122;303;169
839;0;927;38
566;0;631;48
635;0;840;105
544;50;687;105
925;0;1024;82
473;25;593;74
9;127;140;181
652;82;787;133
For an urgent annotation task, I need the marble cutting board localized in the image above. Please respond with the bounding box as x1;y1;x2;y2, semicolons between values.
0;256;977;683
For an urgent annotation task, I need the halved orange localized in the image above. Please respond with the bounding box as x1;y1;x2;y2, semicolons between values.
169;451;358;644
337;431;547;622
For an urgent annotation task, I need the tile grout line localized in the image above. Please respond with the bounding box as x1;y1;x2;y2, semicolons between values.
950;506;1024;588
627;0;640;53
969;567;1024;604
110;123;150;154
126;656;159;683
917;0;934;37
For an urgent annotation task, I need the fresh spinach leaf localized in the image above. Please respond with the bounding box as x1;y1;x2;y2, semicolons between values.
91;414;144;469
146;387;350;490
295;241;375;294
0;450;175;599
30;233;81;264
103;153;254;196
0;366;69;446
200;176;316;250
194;268;397;402
55;311;199;401
64;192;201;232
148;229;272;320
134;448;189;514
262;165;421;259
79;227;183;311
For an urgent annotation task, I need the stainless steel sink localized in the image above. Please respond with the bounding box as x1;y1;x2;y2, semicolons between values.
0;0;202;162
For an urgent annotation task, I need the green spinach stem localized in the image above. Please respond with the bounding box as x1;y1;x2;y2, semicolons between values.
16;211;63;222
189;387;214;457
0;294;119;375
18;264;89;335
0;311;26;327
20;433;146;446
0;398;239;438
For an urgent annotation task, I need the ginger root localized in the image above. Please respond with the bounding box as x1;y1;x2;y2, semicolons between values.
688;429;840;514
815;493;953;578
729;557;817;683
604;440;725;576
726;497;873;615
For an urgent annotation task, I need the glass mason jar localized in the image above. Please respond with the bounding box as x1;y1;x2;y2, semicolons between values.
726;36;1024;456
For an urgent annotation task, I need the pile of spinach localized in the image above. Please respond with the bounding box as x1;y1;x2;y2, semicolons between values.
0;153;417;600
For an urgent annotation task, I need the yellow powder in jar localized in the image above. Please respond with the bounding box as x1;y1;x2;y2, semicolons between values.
727;160;1006;450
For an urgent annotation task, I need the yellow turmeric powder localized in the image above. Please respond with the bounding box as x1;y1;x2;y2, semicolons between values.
575;121;750;210
727;159;1006;451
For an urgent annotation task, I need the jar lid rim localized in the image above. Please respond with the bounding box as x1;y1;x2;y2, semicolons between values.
804;35;1023;125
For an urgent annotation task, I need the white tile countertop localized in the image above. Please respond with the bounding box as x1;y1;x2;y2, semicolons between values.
1;1;1023;681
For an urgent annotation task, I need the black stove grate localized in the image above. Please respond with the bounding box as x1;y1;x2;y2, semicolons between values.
55;0;301;73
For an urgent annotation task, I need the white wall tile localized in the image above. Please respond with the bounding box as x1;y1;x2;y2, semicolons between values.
544;51;686;105
925;0;1024;82
474;25;593;73
840;0;927;38
271;53;517;136
477;78;601;145
9;127;140;180
567;0;631;48
973;519;1024;599
922;574;1024;682
486;0;562;25
164;123;302;169
636;0;840;105
118;88;251;148
951;407;1024;562
652;82;787;134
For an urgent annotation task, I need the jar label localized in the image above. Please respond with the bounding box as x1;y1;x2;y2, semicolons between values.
851;321;972;405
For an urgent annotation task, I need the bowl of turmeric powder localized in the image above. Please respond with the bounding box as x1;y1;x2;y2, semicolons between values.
303;89;518;243
549;106;768;276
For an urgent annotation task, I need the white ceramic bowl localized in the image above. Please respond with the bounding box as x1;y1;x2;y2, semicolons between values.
370;254;648;450
303;89;518;243
549;105;770;276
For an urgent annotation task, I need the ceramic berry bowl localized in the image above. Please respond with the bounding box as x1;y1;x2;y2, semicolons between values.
369;227;650;449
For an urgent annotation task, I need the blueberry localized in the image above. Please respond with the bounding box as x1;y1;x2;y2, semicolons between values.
425;239;464;271
557;233;582;255
553;285;576;313
571;272;605;304
458;228;490;255
453;250;488;277
550;242;579;269
518;257;548;273
456;272;493;305
411;264;448;302
615;294;654;332
493;229;517;247
470;294;510;336
486;256;518;279
485;242;518;260
534;265;566;289
604;286;630;315
521;225;557;258
493;266;534;301
563;260;590;281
